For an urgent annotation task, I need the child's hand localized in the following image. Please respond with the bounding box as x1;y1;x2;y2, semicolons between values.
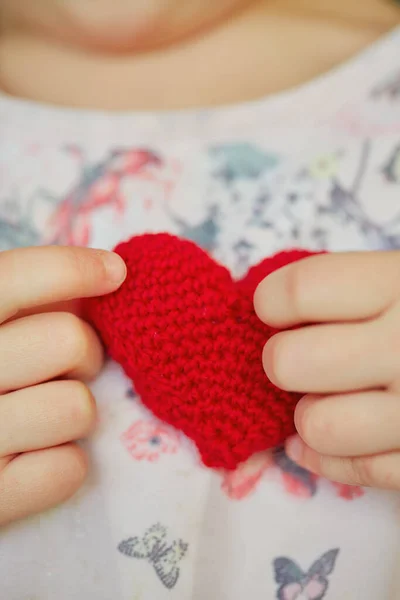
0;246;126;526
254;251;400;490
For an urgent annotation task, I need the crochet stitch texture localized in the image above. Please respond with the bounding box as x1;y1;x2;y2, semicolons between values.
86;233;315;470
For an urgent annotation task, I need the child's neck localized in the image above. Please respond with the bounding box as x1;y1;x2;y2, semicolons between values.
0;0;399;111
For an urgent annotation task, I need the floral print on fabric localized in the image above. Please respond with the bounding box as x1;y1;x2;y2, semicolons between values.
121;420;180;462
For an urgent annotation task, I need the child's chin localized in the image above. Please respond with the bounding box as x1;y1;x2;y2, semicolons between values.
53;2;166;52
55;0;252;52
3;0;251;53
2;0;170;52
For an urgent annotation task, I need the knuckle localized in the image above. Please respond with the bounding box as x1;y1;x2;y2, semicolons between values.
384;317;400;359
55;312;91;365
381;467;400;491
0;445;88;524
350;454;400;491
66;381;97;432
61;444;89;493
0;250;20;309
345;456;375;487
0;247;23;274
0;249;13;277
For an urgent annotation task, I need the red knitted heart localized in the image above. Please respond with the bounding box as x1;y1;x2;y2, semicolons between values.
85;234;315;470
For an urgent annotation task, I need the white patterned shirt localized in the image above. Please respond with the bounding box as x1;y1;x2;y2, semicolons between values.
1;26;400;600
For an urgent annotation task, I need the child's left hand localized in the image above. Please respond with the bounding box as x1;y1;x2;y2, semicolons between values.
254;251;400;490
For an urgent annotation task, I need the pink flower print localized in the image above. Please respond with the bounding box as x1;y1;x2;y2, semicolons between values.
331;482;364;500
90;173;125;213
221;452;273;500
107;149;178;208
45;147;165;246
121;420;179;462
281;472;318;499
108;148;162;177
333;103;400;138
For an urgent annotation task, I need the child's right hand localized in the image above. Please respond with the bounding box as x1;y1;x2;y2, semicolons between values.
0;245;126;527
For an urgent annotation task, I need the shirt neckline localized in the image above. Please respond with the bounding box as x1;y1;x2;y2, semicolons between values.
0;25;399;131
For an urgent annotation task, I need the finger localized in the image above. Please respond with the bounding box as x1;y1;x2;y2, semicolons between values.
0;312;104;393
285;436;400;490
0;380;96;456
254;251;400;328
0;245;126;324
263;319;391;393
294;391;400;457
9;299;81;322
0;443;88;527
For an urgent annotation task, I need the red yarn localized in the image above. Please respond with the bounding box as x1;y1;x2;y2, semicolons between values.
85;234;316;470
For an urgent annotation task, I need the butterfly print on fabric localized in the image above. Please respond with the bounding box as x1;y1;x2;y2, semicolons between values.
273;549;340;600
118;523;188;589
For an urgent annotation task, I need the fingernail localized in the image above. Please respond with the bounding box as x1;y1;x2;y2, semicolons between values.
103;252;127;284
286;436;304;463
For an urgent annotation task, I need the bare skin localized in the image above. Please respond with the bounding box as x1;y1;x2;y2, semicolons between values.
0;0;399;109
255;252;400;490
0;246;126;526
